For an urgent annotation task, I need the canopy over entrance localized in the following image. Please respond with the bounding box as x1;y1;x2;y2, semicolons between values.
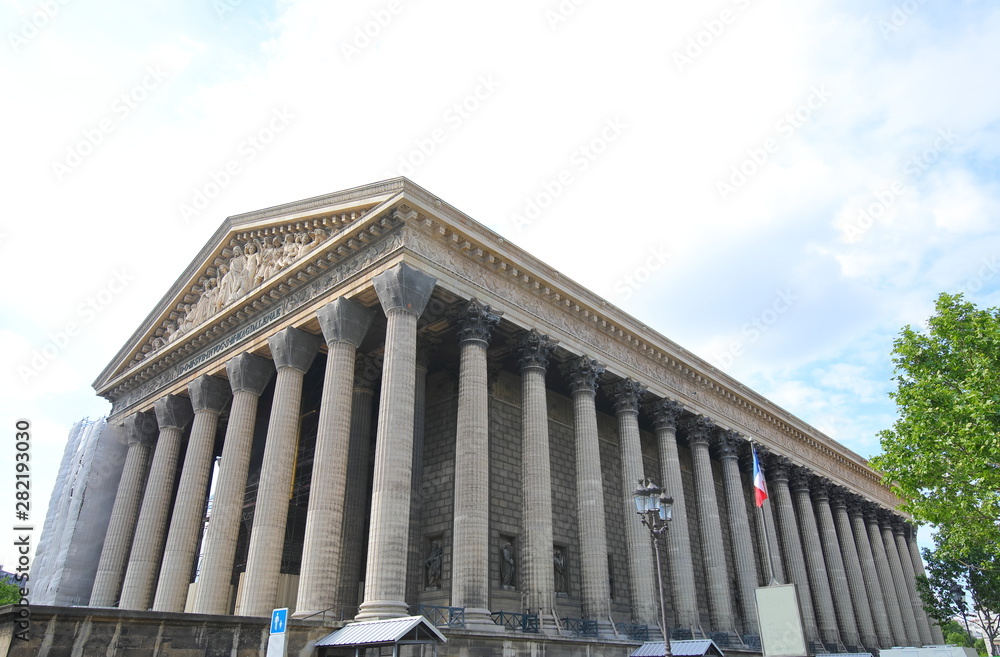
316;616;447;657
632;639;726;657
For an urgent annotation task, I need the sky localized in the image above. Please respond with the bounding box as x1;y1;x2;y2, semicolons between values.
2;0;999;573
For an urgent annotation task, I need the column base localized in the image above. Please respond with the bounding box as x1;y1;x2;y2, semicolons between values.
464;607;504;632
355;599;410;621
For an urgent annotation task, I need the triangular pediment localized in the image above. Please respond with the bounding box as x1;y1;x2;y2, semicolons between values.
93;179;412;397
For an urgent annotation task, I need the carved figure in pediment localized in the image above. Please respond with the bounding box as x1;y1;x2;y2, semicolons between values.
225;245;249;303
244;240;262;290
260;236;286;280
281;234;301;264
178;304;196;332
193;278;219;323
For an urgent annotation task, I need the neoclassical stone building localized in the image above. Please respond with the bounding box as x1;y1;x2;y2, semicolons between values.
66;179;937;654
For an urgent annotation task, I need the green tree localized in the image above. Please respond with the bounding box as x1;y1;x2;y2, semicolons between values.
0;578;20;605
871;293;1000;558
914;534;1000;656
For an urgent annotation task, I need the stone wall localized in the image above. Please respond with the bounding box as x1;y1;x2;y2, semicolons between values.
0;605;331;657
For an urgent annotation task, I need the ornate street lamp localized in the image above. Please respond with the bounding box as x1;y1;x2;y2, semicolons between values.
632;478;674;657
950;585;973;641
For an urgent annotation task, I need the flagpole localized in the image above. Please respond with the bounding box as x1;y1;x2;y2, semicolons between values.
757;500;779;586
752;445;779;586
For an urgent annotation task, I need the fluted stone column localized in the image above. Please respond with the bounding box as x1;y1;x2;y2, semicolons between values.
866;505;908;646
90;411;157;607
790;469;842;650
754;448;785;585
649;399;700;633
831;491;879;650
609;378;658;631
894;522;933;646
448;298;501;626
337;353;380;613
812;481;860;649
406;338;434;607
518;330;558;619
357;263;436;621
561;356;612;625
153;375;231;612
294;298;376;619
718;431;759;635
848;499;893;648
881;512;921;646
906;526;945;643
768;457;820;644
238;327;321;617
192;353;274;615
685;417;736;636
119;395;194;610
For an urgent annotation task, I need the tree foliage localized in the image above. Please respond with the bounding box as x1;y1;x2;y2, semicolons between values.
0;578;20;605
872;293;1000;557
915;534;1000;656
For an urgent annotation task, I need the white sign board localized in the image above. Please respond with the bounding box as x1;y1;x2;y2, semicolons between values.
756;584;808;657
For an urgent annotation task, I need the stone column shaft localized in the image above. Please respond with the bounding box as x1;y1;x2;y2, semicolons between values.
882;519;921;645
357;263;436;620
295;298;375;618
719;434;759;635
90;412;157;607
449;299;500;625
650;400;699;632
406;341;432;607
238;327;320;617
519;330;557;617
119;395;194;610
760;490;786;584
563;357;611;623
154;375;231;612
895;525;933;645
790;472;841;649
832;496;879;650
192;353;274;615
907;529;945;643
850;504;893;647
769;461;820;644
867;511;908;646
812;486;860;649
687;418;736;635
610;379;658;630
337;354;379;612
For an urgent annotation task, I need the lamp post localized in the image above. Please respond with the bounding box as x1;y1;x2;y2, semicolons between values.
950;585;973;642
632;478;673;657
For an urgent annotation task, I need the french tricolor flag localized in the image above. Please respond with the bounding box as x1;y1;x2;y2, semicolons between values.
752;447;768;507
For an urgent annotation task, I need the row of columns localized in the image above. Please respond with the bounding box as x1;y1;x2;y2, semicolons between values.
90;261;939;651
763;455;943;651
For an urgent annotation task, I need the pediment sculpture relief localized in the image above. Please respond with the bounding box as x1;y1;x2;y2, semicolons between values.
146;227;330;354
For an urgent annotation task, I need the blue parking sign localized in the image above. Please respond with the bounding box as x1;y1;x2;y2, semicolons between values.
270;608;288;635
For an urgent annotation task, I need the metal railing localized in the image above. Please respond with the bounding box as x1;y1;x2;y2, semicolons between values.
742;634;762;650
415;604;465;628
491;611;539;633
562;618;599;637
671;628;694;640
616;623;649;641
